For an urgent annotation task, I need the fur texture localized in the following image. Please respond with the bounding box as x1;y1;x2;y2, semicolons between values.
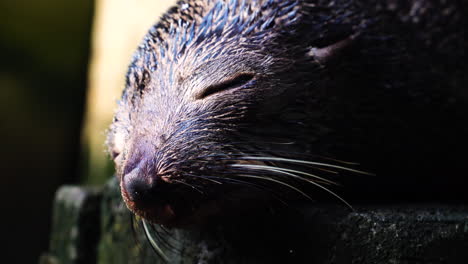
107;0;466;226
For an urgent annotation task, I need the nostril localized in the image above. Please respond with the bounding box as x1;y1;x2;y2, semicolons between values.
121;166;172;209
122;168;154;204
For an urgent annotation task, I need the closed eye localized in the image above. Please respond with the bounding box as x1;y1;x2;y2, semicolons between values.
196;72;254;100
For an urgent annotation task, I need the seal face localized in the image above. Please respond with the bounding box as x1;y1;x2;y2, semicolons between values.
107;0;467;227
108;0;317;226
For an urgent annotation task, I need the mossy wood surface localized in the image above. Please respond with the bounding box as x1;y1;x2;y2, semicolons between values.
42;178;468;264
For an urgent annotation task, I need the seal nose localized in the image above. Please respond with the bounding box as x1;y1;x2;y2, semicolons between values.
121;165;169;208
123;168;151;204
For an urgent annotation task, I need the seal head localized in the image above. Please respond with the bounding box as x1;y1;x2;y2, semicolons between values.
107;0;467;226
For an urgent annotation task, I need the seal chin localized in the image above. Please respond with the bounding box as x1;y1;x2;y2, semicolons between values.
118;155;272;227
123;180;267;227
133;199;221;227
136;204;178;226
121;185;187;226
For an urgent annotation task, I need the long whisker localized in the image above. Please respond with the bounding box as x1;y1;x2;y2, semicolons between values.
316;155;361;166
193;148;361;166
234;174;313;201
184;173;290;205
173;179;204;194
142;219;169;262
149;224;181;254
308;166;339;174
231;164;337;185
241;156;375;175
190;154;366;175
182;173;223;185
232;164;353;209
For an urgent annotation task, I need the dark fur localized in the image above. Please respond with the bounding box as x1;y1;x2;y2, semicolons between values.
107;0;467;227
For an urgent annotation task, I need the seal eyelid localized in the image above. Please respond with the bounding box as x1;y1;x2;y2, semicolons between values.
111;150;121;160
196;72;255;100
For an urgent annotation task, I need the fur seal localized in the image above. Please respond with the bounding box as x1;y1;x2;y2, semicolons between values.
107;0;467;227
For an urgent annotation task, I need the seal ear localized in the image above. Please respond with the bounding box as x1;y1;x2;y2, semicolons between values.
307;33;360;65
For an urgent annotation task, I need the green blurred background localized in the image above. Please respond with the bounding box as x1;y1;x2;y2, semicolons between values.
0;0;93;262
0;0;175;262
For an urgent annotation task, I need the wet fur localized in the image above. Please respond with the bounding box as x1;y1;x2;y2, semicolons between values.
107;0;467;226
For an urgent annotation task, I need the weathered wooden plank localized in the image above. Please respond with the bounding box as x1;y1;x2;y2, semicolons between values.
40;186;102;264
43;179;468;263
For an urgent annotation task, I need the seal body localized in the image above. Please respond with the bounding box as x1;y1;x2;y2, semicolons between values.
107;0;467;226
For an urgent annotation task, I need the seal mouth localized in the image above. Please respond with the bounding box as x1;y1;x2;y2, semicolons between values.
120;178;198;227
126;189;237;227
120;159;270;227
137;203;177;226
